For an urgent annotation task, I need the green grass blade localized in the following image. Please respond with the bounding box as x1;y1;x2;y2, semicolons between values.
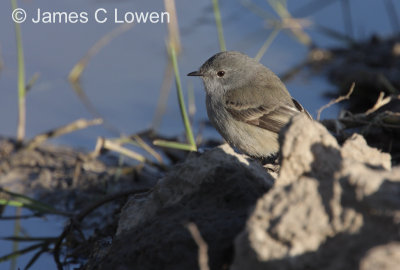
153;140;197;151
212;0;226;51
0;188;69;216
0;198;65;216
169;46;197;151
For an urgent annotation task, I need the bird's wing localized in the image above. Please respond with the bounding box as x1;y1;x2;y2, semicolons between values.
225;88;311;134
292;98;312;119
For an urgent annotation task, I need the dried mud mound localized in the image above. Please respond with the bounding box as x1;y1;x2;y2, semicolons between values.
85;145;273;270
85;115;400;270
232;115;400;270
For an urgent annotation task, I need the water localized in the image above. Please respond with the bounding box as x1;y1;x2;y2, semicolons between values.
0;0;397;149
0;207;61;269
0;0;399;268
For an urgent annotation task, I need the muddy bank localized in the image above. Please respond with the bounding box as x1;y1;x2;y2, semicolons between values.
0;137;159;266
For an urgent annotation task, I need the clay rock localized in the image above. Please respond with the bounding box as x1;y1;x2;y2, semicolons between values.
231;114;400;270
360;242;400;270
341;133;391;170
277;113;340;186
86;144;273;270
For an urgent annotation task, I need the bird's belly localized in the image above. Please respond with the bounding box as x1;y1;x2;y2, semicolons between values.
206;98;279;157
225;119;279;157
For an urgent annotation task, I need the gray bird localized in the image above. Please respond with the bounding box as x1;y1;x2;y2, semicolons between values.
188;51;312;158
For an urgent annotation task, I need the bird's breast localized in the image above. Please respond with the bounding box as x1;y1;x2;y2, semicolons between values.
205;95;279;157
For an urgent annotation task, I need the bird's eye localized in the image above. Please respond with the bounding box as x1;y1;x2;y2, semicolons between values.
217;71;225;77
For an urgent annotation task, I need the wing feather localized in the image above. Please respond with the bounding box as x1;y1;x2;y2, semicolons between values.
226;95;311;134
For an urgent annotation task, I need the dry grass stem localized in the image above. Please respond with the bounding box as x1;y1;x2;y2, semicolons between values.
317;82;355;120
365;92;392;115
384;0;400;33
152;61;174;130
153;0;181;130
26;118;103;150
164;0;181;53
321;94;400;136
340;0;354;38
90;137;165;169
243;0;312;47
186;223;210;270
255;27;280;62
12;0;26;144
92;137;146;163
69;23;133;83
132;135;163;163
0;44;3;72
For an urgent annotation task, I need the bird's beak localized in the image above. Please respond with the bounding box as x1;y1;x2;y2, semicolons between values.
187;71;203;76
